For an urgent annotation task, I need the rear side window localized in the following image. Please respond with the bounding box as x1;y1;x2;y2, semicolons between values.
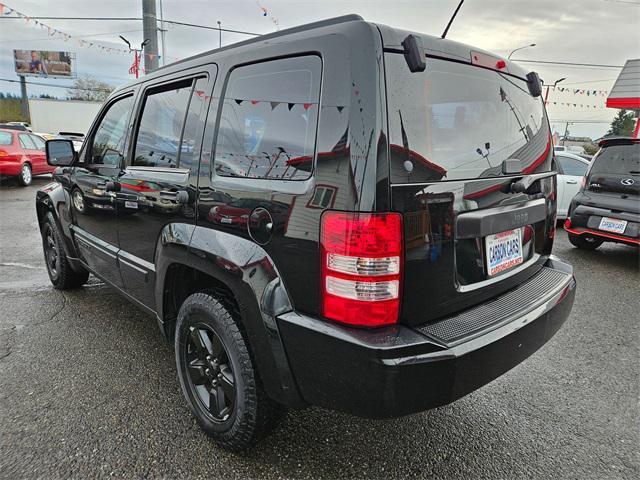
0;131;13;145
557;155;588;176
385;55;551;183
590;144;639;176
19;133;36;149
214;55;322;180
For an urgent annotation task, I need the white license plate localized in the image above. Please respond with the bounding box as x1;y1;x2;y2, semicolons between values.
598;217;627;234
124;201;138;209
221;217;233;224
485;228;524;276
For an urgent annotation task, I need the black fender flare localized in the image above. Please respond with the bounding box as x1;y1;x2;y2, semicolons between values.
154;223;304;408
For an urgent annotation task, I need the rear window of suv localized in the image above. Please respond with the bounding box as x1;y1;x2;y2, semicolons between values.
590;143;639;176
385;55;551;183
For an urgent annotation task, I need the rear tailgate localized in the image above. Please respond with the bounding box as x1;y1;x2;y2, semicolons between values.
383;49;555;326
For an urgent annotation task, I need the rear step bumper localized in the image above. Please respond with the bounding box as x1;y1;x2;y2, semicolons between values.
277;256;575;418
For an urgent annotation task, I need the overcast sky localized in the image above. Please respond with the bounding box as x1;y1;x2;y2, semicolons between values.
1;0;639;138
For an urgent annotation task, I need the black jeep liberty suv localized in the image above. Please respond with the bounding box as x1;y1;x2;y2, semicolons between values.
37;15;576;450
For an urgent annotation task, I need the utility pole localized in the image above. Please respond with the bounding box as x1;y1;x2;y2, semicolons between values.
158;0;167;66
562;122;572;146
19;75;30;123
142;0;159;72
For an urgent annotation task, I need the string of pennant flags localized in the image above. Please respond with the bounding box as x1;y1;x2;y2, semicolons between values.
194;93;348;113
0;2;160;61
551;86;610;96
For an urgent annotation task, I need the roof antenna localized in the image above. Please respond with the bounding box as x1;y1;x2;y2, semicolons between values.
441;0;465;39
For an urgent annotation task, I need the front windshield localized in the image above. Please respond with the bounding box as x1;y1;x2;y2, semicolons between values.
386;55;552;183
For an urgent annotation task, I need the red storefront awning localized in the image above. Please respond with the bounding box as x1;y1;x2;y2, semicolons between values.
606;59;640;110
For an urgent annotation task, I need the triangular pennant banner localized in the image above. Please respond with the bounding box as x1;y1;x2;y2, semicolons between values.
303;103;312;110
250;99;259;105
270;101;280;110
288;103;295;111
234;99;243;105
337;106;344;113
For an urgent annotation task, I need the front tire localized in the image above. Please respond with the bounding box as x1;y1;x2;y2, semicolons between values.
42;212;90;289
568;232;604;250
175;293;285;451
17;163;32;186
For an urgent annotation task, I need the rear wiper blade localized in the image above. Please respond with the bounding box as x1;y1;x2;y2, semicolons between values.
510;171;556;193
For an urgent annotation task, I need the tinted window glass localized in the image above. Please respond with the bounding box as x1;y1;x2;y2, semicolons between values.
557;155;588;176
134;80;193;168
386;55;551;183
91;95;134;166
590;144;639;175
19;133;36;149
179;78;208;171
214;56;321;180
29;134;46;151
0;131;12;145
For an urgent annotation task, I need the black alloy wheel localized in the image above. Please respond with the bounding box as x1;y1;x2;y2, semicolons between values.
185;322;236;422
43;222;60;279
41;212;90;289
175;292;286;450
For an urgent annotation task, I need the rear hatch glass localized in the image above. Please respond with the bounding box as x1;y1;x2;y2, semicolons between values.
385;53;554;325
588;143;640;195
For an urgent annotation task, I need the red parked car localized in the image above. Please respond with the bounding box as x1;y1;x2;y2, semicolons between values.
0;128;53;186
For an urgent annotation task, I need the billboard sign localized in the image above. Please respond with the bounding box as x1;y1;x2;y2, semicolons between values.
13;50;75;78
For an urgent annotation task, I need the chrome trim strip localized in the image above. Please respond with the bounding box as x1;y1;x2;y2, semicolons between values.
457;253;541;292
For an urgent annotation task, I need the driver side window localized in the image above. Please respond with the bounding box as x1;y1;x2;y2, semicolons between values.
89;95;134;166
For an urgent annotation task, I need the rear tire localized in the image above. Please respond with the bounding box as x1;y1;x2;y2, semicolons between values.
42;212;90;289
17;163;32;186
568;232;604;250
175;292;285;451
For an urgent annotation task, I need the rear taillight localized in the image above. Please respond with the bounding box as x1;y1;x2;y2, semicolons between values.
320;211;403;328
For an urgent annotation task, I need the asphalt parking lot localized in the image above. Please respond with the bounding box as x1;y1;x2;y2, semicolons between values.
0;176;638;480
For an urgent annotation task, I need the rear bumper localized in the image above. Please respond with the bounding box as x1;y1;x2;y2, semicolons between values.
277;257;575;418
566;203;640;246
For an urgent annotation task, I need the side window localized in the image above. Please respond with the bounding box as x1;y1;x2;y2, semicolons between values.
133;79;193;168
19;133;36;150
307;185;336;209
179;77;208;172
557;156;588;176
90;95;134;166
29;134;46;151
214;55;322;180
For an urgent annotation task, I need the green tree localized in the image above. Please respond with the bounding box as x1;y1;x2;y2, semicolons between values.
67;75;114;102
606;109;636;137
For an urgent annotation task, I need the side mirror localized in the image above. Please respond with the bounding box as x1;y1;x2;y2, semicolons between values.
526;71;542;97
46;139;77;167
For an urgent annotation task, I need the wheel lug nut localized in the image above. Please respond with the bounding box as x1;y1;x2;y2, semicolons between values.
205;368;210;375
212;380;218;387
206;355;211;361
217;373;222;379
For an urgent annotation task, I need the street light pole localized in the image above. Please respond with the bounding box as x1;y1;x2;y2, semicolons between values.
508;43;536;60
217;21;222;48
543;77;567;105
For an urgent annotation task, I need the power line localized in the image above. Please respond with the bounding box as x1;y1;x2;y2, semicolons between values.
511;59;624;68
0;78;111;92
0;15;261;36
1;28;144;44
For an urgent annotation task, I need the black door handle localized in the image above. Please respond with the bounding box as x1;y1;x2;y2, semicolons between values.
160;190;189;204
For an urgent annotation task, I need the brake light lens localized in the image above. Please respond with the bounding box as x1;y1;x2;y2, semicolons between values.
320;212;403;328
